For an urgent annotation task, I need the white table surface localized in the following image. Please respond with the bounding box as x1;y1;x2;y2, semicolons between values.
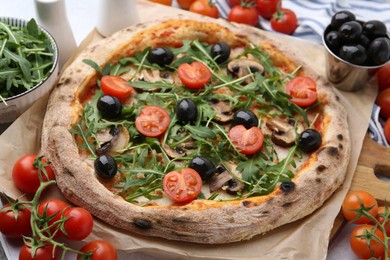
0;0;376;259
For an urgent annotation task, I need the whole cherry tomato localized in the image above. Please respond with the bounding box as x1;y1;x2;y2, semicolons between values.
270;8;298;35
177;0;196;9
78;240;117;260
286;76;318;107
229;0;255;6
38;199;70;237
100;75;134;102
384;117;390;143
178;62;211;89
0;203;31;238
19;244;57;260
377;62;390;92
377;88;390;118
256;0;281;20
189;0;219;18
342;190;378;224
12;155;55;194
148;0;172;5
135;106;171;137
163;168;202;203
350;224;385;259
228;125;264;155
375;206;390;236
228;4;259;27
63;207;94;240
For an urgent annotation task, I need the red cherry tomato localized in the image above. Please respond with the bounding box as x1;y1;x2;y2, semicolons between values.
12;155;55;194
376;206;390;236
189;0;219;18
228;5;259;27
377;88;390;118
384;117;390;143
148;0;172;5
177;0;195;9
270;8;298;35
0;203;31;238
19;244;57;260
100;75;133;102
376;62;390;92
63;207;94;240
229;0;255;6
350;224;385;259
163;168;202;203
256;0;281;20
135;106;170;137
38;199;70;237
178;62;211;89
228;125;264;155
342;190;378;224
286;76;318;107
78;240;118;260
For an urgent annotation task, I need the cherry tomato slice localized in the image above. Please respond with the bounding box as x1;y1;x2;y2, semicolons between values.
100;75;133;102
163;168;202;203
286;76;318;107
178;62;211;89
135;106;170;137
228;125;264;155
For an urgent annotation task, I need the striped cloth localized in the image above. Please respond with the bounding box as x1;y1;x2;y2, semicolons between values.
214;0;390;147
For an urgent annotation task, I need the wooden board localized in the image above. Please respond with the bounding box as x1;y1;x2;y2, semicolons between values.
330;135;390;242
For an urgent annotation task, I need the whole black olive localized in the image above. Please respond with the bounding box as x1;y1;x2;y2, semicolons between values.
147;47;174;67
330;10;356;29
94;155;118;179
298;129;322;153
210;42;231;64
338;21;362;43
280;181;295;192
367;37;390;65
176;98;198;124
232;110;259;129
363;20;388;39
189;156;216;180
338;44;367;65
97;95;123;119
359;34;371;48
325;30;342;51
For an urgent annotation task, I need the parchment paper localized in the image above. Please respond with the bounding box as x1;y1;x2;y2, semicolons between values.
0;1;378;259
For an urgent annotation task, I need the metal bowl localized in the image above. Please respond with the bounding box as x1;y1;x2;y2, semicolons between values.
0;17;59;124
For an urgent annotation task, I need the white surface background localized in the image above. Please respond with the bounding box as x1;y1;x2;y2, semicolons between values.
0;0;387;259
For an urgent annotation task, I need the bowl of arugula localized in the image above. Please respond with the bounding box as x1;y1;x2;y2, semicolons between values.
0;17;59;124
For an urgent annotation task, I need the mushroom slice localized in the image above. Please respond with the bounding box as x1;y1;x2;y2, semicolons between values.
266;118;296;147
209;165;245;194
211;100;234;122
227;58;264;83
139;69;174;84
96;126;130;155
162;139;196;159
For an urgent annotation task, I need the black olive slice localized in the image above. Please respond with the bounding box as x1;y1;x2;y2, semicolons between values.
298;129;322;153
189;156;216;180
94;155;118;179
232;110;259;129
210;42;231;64
176;98;198;124
147;47;174;67
97;95;123;119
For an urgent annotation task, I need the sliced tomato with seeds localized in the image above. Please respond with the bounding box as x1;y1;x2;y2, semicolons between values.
163;168;202;203
286;76;318;107
228;125;264;155
100;75;133;102
135;106;170;137
178;62;211;89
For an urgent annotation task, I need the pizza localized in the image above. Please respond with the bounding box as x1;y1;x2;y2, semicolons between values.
41;16;351;244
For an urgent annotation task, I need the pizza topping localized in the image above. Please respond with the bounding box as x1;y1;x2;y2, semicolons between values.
95;126;130;156
209;171;233;193
228;125;264;155
188;156;216;180
286;76;318;107
232;109;259;129
280;181;295;192
97;95;123;119
94;155;118;179
176;98;198;124
139;69;175;84
210;42;231;64
162;168;202;203
178;62;211;89
227;58;264;82
266;117;296;147
147;47;174;67
297;129;322;153
135;106;170;137
100;75;133;102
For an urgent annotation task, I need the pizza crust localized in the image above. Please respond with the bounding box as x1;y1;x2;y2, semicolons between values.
41;16;350;244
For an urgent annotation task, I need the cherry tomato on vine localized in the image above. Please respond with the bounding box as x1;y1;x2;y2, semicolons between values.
376;60;390;92
178;62;211;89
384;117;390;143
163;168;202;203
350;224;385;259
228;4;259;27
342;190;378;224
0;203;31;238
19;244;57;260
100;75;133;102
377;88;390;119
177;0;195;9
375;206;390;236
189;0;219;18
148;0;172;6
63;207;94;240
78;240;117;260
270;8;298;35
135;106;170;137
12;155;54;194
228;125;264;155
286;76;318;107
38;199;70;237
256;0;280;20
229;0;255;6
